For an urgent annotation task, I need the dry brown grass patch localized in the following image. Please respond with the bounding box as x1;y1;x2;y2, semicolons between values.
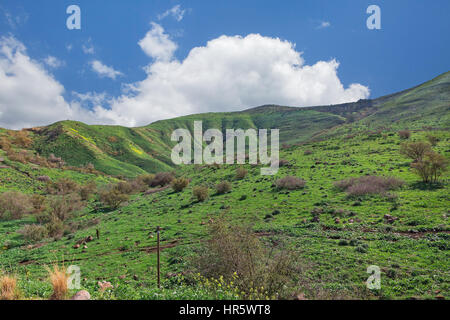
47;265;69;300
0;274;21;300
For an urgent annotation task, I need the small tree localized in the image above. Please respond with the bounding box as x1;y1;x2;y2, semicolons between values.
0;191;31;220
411;151;448;183
100;188;129;209
79;181;97;201
400;141;432;161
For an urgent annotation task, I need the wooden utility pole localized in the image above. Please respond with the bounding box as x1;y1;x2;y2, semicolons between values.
156;226;161;289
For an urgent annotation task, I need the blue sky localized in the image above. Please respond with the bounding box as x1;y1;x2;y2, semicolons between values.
0;0;449;128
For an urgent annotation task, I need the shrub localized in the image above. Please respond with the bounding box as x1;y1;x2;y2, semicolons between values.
216;181;232;194
36;175;51;183
236;167;248;180
47;265;69;300
193;186;209;202
411;151;448;183
0;275;20;300
30;194;47;214
100;188;129;209
18;224;48;243
47;154;65;168
6;149;30;163
275;176;306;190
12;130;32;148
334;176;404;196
304;150;313;155
83;163;96;174
0;191;31;220
114;181;134;194
278;159;290;167
127;178;148;193
46;218;65;239
79;181;96;201
48;194;83;221
137;174;155;187
192;218;298;299
0;137;11;151
150;172;174;187
400;141;432;161
46;178;79;195
426;134;439;146
398;130;411;139
171;177;190;192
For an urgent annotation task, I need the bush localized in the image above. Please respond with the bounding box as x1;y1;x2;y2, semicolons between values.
192;218;298;299
411;151;448;183
18;224;48;243
47;154;65;168
137;174;155;187
79;181;97;201
426;135;439;146
30;194;47;214
275;176;306;190
46;218;65;239
6;150;30;163
171;178;190;192
0;191;31;220
46;178;79;195
36;175;51;183
114;181;134;195
215;181;232;194
48;194;83;221
100;188;129;209
304;150;313;155
278;159;290;167
127;179;148;194
400;141;432;161
235;167;248;180
0;137;11;151
12;130;32;148
398;130;411;139
193;186;209;202
150;172;175;187
335;176;404;196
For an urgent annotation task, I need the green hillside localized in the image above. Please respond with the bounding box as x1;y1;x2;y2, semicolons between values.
0;72;448;300
22;71;449;178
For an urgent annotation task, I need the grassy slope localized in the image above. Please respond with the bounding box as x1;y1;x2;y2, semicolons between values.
0;129;448;300
25;71;449;178
0;72;449;300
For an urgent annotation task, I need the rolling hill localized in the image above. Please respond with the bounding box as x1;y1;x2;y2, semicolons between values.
0;71;449;300
7;71;447;178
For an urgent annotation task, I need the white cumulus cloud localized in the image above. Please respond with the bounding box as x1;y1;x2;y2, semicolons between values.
138;22;177;61
90;60;123;79
0;36;73;129
97;25;369;126
0;26;370;129
0;36;96;129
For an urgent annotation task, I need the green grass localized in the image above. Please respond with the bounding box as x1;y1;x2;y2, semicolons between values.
0;128;448;300
0;72;449;300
